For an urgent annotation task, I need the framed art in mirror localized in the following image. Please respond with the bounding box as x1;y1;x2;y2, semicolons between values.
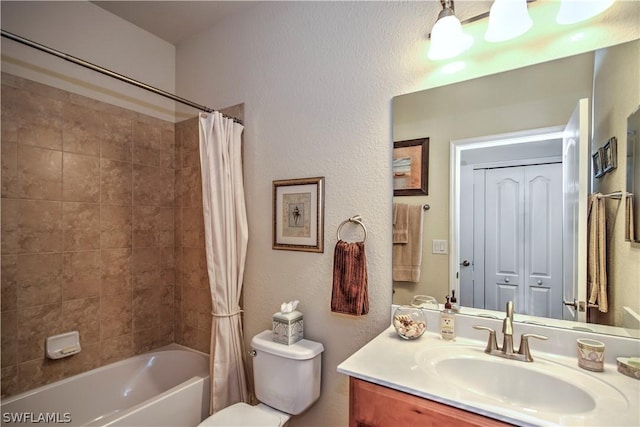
602;136;618;173
393;138;429;196
593;149;604;178
272;177;325;253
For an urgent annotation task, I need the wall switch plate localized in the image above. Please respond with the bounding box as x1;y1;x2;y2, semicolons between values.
432;239;448;254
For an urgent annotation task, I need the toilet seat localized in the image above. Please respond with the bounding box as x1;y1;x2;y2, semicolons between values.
198;402;286;427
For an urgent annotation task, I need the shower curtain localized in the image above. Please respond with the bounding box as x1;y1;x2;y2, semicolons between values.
198;111;249;414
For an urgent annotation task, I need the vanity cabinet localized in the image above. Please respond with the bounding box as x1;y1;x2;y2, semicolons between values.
349;377;512;427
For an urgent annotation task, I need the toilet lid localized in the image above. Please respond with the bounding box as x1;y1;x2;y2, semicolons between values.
198;403;283;427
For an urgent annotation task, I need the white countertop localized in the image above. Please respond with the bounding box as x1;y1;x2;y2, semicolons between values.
337;325;640;426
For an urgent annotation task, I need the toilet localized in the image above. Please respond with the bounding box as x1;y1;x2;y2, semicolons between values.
198;330;324;427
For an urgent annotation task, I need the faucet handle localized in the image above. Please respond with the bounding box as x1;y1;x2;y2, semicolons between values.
473;325;498;353
517;333;548;362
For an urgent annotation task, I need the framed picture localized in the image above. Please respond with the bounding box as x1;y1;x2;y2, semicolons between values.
393;138;429;196
593;149;604;178
602;136;618;173
273;177;324;252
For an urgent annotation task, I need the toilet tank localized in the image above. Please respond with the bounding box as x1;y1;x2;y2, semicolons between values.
251;330;324;415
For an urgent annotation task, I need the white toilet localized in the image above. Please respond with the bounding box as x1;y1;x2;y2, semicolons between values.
198;330;324;427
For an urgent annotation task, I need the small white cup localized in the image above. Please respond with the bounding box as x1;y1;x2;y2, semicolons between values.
577;338;605;372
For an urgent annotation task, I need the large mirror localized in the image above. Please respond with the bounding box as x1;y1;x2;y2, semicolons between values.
627;106;640;243
392;38;640;338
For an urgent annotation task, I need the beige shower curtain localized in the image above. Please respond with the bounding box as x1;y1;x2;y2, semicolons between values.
198;111;249;414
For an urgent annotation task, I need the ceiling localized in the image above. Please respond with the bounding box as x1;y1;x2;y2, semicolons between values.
91;1;261;45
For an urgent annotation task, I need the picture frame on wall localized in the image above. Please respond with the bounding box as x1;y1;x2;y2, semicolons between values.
273;177;325;253
393;138;429;196
602;136;618;173
593;149;604;178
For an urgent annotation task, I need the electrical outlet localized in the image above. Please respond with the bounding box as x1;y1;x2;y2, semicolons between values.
432;239;448;254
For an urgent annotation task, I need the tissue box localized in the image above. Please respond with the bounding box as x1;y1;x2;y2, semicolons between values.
272;310;304;345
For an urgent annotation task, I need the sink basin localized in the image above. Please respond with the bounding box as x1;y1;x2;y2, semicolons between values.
416;345;628;416
436;357;594;413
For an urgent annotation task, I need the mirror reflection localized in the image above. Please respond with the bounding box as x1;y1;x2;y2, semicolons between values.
393;39;640;337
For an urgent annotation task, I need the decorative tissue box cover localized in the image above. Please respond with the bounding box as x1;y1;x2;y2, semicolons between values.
272;311;304;345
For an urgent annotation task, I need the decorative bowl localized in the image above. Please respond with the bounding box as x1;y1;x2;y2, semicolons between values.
393;306;427;340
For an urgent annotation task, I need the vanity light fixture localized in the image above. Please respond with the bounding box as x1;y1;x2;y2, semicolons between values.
556;0;615;25
428;0;474;61
485;0;533;42
427;0;617;61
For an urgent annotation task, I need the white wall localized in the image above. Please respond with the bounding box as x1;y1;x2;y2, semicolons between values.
176;2;639;426
1;1;176;121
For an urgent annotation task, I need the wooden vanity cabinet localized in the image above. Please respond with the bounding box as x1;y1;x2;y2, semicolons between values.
349;377;513;427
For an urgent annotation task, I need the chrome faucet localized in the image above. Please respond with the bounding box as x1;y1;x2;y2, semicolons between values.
473;301;548;362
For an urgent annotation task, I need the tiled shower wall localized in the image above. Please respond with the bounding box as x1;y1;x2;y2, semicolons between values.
0;73;177;397
174;118;212;353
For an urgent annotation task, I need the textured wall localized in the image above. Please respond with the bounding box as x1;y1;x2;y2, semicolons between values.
591;40;640;327
175;2;640;425
1;74;176;397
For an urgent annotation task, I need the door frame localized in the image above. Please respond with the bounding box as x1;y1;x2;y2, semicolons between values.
450;126;566;305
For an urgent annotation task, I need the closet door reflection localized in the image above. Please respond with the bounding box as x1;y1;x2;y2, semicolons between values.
463;164;562;318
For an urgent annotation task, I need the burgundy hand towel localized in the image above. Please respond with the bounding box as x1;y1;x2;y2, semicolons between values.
331;240;369;315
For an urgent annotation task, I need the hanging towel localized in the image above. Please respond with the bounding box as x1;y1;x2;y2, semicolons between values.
587;193;608;313
626;193;635;241
331;240;369;315
393;203;409;244
392;204;424;282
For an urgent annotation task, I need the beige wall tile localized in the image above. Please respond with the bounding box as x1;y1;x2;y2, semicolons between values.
18;200;63;253
1;366;19;398
17;253;62;308
101;291;132;340
2;141;18;198
133;164;160;205
132;247;160;289
62;251;100;300
132;285;173;331
1;310;18;367
182;247;208;289
17;303;62;363
133;121;161;166
1;199;19;254
158;208;174;247
63;202;100;251
1;86;19;144
62;152;100;202
18;145;62;200
182;207;205;248
101;112;132;162
1;255;18;312
63;342;100;377
101;248;132;295
158;168;175;208
63;103;101;156
17;358;65;393
181;166;202;208
100;159;132;205
132;205;159;248
17;94;63;150
133;323;173;355
101;334;134;365
62;297;100;344
100;205;132;248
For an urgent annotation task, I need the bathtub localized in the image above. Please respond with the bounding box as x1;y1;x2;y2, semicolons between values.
1;344;210;426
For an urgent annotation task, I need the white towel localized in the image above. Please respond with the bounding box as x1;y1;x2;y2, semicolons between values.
587;193;607;313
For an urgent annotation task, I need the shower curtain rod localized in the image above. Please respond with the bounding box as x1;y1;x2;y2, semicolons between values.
1;29;243;124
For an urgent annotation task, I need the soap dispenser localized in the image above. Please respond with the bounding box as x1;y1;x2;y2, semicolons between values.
450;290;459;313
440;296;456;341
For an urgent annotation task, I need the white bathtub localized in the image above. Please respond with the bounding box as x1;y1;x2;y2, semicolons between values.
1;344;210;426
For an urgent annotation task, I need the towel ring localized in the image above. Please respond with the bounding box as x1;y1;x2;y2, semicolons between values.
337;215;367;243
